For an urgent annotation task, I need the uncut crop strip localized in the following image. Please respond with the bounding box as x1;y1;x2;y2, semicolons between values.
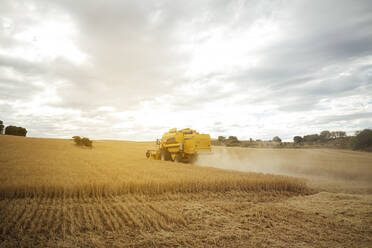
0;174;308;199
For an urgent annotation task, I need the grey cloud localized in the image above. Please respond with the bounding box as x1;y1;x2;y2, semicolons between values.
0;77;42;101
232;1;372;92
210;126;228;133
36;0;282;111
1;0;372;139
0;54;44;75
277;98;324;112
316;112;372;125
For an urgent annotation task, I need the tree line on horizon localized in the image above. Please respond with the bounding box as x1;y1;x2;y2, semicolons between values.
1;120;94;148
293;129;372;151
216;129;372;151
293;130;346;143
1;119;370;151
0;120;27;137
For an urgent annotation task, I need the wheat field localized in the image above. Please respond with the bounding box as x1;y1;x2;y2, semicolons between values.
1;135;372;247
0;135;307;199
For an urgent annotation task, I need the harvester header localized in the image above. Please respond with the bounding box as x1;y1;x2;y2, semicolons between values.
146;128;211;163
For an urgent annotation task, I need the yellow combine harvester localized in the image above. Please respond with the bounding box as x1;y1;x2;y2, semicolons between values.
146;128;211;163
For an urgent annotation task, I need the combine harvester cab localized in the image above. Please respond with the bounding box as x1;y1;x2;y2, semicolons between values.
146;128;211;163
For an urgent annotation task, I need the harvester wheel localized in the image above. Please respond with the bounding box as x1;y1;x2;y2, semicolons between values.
174;154;182;163
189;154;198;164
160;150;171;161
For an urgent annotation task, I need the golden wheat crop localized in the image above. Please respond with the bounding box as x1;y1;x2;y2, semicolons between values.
0;135;307;199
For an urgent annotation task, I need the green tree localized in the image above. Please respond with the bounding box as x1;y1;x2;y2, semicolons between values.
81;137;93;147
0;120;4;134
320;130;331;141
303;134;320;142
293;136;303;143
5;126;27;136
72;136;82;145
226;136;239;146
228;136;239;142
218;136;226;142
353;129;372;150
72;136;93;148
273;136;282;143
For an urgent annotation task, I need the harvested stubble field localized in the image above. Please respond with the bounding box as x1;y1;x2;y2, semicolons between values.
0;135;372;247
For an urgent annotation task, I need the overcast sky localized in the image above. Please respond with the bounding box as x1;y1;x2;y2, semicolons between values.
1;0;372;141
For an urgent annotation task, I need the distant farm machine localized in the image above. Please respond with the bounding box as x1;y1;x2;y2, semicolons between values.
146;128;211;163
